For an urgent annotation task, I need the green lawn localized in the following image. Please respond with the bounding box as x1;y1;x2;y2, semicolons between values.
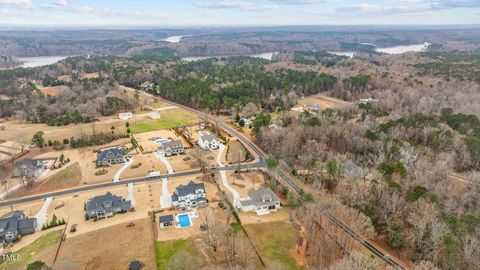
244;221;304;270
0;230;63;270
131;118;194;133
155;238;204;270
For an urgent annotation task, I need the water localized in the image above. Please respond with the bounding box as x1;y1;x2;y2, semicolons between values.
376;43;430;54
329;43;430;58
15;55;70;68
182;52;277;62
159;35;191;43
177;214;191;227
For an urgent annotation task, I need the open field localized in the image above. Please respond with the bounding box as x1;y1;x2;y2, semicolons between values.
244;220;304;270
0;230;63;270
0;107;197;144
55;218;156;270
130;109;198;133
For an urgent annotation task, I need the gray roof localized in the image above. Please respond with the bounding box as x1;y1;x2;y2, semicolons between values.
14;159;43;170
0;211;36;241
200;134;218;143
248;188;279;202
241;188;280;207
159;215;173;223
160;140;183;151
86;192;131;212
97;147;126;161
176;181;205;197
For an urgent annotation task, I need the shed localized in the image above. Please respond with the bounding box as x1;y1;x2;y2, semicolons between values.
159;215;174;228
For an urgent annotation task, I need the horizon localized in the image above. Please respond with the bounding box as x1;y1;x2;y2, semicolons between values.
0;0;479;27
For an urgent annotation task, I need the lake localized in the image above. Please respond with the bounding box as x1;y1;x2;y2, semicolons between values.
329;43;430;58
15;56;71;68
182;52;278;62
159;35;191;43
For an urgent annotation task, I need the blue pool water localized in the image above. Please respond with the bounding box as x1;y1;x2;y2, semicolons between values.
177;214;191;227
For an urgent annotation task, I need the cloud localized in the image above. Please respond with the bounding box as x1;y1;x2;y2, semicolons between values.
55;0;69;7
195;1;278;11
270;0;330;3
0;0;33;8
75;5;92;13
201;10;221;17
431;0;480;9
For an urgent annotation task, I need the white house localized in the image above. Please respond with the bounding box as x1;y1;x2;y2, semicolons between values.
171;181;207;210
239;188;281;215
197;131;220;150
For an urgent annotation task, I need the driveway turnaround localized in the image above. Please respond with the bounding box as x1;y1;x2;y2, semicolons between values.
113;158;134;182
127;183;136;208
34;197;53;231
216;144;241;206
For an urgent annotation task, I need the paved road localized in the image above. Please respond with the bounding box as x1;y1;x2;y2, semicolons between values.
0;163;263;208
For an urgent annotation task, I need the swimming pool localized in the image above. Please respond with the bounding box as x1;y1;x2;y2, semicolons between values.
177;214;191;228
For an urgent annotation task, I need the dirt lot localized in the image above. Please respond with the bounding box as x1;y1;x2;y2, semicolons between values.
292;94;353;113
55;218;156;270
38;85;70;97
133;130;189;153
226;171;266;198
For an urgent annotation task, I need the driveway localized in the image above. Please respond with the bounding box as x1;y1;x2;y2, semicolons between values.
113;158;134;182
127;183;136;208
154;153;174;174
34;196;53;231
160;178;172;209
216;144;241;206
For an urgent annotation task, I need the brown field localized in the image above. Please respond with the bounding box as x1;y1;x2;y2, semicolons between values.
0;107;197;144
55;218;156;270
292;94;353;113
38;85;70;97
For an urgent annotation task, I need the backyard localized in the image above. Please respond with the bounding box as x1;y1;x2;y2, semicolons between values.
155;238;205;270
244;220;304;270
0;230;63;270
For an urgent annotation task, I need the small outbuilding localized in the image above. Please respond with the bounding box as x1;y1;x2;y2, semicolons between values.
159;215;174;228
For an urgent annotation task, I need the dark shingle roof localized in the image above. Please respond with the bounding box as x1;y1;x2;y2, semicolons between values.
159;215;174;223
176;181;205;197
86;192;131;212
97;147;125;161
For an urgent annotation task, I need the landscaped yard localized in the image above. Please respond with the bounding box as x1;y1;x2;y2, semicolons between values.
155;238;204;270
0;229;63;270
244;220;304;270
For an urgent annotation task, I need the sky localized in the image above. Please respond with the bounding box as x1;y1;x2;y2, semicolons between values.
0;0;479;27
